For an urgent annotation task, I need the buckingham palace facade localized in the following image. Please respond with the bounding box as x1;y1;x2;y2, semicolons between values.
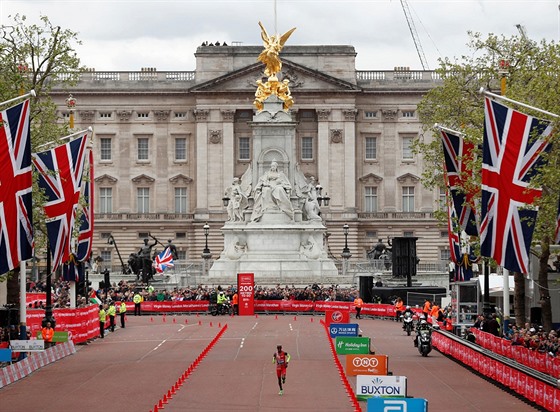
51;44;449;273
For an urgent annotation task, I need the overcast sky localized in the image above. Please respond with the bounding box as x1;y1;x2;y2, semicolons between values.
1;0;560;71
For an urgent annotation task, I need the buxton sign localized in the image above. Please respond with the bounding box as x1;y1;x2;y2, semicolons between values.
356;375;407;400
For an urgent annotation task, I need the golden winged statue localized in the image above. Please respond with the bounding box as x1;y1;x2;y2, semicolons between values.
257;21;296;78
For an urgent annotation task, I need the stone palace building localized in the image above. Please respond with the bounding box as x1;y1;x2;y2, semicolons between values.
50;44;449;276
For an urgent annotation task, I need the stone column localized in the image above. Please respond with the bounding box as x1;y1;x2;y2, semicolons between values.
194;108;209;211
221;109;235;190
343;109;357;211
316;109;330;192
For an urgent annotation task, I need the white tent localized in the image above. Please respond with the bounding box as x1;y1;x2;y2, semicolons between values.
474;275;515;297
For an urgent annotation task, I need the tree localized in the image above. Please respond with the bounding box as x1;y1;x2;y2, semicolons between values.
416;31;560;330
0;14;83;304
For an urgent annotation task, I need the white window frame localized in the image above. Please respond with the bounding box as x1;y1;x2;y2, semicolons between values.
365;136;377;160
301;137;313;161
99;187;113;213
100;138;112;161
137;187;150;213
402;186;415;212
137;137;149;161
402;136;414;160
364;186;378;213
174;187;188;213
238;137;250;161
175;137;186;161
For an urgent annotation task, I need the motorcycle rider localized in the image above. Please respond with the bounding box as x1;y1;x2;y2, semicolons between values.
414;319;431;347
217;291;228;314
402;305;414;330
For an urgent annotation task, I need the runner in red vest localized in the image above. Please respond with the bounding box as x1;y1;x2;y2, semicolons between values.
273;344;291;395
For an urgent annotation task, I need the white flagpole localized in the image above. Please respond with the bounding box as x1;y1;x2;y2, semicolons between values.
35;126;93;150
0;90;36;107
479;87;560;119
434;123;465;137
20;261;27;324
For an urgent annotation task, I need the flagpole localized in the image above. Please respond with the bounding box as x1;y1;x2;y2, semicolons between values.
0;90;36;107
35;126;93;150
479;87;560;119
434;123;465;137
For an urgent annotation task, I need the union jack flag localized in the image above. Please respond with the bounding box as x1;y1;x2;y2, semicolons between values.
480;97;552;274
76;149;94;262
33;133;88;272
446;190;462;281
0;99;33;275
440;129;478;236
153;247;174;273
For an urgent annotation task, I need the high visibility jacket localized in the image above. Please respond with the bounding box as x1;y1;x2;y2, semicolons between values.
217;294;227;304
108;305;116;316
133;294;142;304
423;301;431;313
41;327;54;342
232;293;238;305
99;309;107;322
120;302;127;313
395;301;404;311
354;298;363;308
430;305;440;317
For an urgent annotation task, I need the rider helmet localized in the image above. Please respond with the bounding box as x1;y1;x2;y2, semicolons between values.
420;320;427;325
406;306;410;310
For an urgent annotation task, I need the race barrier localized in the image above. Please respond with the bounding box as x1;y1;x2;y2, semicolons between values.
26;292;47;305
432;331;560;411
26;305;99;344
470;328;560;378
0;340;76;389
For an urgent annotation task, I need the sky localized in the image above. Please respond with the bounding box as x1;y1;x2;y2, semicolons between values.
1;0;560;71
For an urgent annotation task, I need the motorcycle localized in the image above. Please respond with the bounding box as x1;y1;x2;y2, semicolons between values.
402;312;414;336
416;329;432;357
210;301;233;316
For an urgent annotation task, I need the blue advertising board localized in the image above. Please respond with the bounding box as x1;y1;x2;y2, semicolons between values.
367;398;427;412
329;323;359;338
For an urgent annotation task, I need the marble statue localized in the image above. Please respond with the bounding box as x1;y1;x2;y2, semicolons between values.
225;177;249;222
251;161;294;222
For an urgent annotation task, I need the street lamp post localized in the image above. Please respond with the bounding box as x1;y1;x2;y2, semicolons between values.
341;223;352;277
201;222;212;275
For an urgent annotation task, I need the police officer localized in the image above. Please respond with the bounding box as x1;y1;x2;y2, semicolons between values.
107;301;116;332
119;300;127;328
99;305;107;339
133;292;142;316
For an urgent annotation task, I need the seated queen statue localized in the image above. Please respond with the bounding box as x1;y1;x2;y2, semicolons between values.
251;161;294;222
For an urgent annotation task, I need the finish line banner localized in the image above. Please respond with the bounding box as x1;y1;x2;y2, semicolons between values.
237;273;254;316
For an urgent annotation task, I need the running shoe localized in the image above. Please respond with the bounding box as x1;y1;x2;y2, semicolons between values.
279;390;283;395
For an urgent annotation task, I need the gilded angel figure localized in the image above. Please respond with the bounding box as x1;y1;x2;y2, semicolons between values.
257;21;296;78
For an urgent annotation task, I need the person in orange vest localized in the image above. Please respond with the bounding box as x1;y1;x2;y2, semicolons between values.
353;295;364;319
394;297;404;322
430;303;440;328
422;299;432;320
41;321;54;349
232;291;239;315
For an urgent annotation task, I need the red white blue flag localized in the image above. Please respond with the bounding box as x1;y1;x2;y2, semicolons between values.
480;97;551;274
0;99;33;275
446;189;463;281
153;247;174;273
76;149;94;262
440;129;478;236
33;133;88;271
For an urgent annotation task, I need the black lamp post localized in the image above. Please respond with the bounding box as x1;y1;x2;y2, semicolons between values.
42;243;55;328
201;222;212;275
316;184;330;207
222;196;230;207
341;223;352;276
107;234;127;274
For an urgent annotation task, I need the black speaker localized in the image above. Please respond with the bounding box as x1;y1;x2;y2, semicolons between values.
530;307;542;325
359;276;373;303
391;237;418;280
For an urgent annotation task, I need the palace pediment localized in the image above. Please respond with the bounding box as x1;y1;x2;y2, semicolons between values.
94;174;118;184
189;60;360;93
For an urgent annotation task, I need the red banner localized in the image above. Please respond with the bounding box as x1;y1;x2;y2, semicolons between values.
26;293;47;305
324;310;350;326
26;305;98;344
237;273;254;316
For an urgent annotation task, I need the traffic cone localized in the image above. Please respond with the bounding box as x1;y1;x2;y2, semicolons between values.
209;322;213;327
185;319;188;324
198;320;202;326
158;397;165;408
163;315;166;323
218;322;221;328
275;314;278;320
162;393;168;404
310;317;314;322
150;317;154;322
255;314;258;318
293;316;297;321
153;404;159;412
173;317;176;324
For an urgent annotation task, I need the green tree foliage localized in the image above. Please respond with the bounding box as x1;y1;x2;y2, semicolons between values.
416;31;560;330
0;14;83;300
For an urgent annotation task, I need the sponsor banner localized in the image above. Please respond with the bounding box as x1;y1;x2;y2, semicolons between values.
36;331;69;343
346;354;388;376
9;340;45;351
357;375;407;400
335;336;370;354
0;349;12;362
329;323;359;338
237;273;255;316
367;397;427;412
325;310;350;326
